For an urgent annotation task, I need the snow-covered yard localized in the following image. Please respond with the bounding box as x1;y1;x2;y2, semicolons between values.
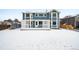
0;29;79;50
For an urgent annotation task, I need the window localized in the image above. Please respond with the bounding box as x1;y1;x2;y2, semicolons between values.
26;13;30;17
44;14;46;16
36;22;37;25
39;14;43;16
35;14;38;16
39;21;43;28
39;21;42;25
53;22;56;25
53;13;56;17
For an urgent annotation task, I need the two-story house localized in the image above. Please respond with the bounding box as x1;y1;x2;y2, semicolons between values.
21;9;60;29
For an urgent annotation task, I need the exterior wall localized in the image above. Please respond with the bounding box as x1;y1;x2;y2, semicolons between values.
21;20;50;29
21;20;29;29
40;20;50;28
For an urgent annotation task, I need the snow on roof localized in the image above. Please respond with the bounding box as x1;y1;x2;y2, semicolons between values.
22;9;50;13
22;9;59;13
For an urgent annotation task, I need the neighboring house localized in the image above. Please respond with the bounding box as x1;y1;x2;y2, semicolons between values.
14;19;21;28
0;21;2;25
0;21;3;30
4;20;13;29
3;19;21;29
60;16;75;26
60;15;79;28
13;21;21;28
75;15;79;28
21;9;60;29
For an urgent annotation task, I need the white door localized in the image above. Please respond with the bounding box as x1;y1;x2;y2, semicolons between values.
35;21;38;28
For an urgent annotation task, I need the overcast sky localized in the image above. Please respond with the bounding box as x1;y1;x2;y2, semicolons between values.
0;0;79;21
0;9;79;21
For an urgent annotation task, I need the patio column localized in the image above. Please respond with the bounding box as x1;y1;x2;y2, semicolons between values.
30;13;32;28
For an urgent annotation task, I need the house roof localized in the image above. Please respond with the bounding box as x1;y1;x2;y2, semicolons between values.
22;9;59;13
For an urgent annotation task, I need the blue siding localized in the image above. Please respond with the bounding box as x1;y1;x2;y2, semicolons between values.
32;13;51;20
23;13;51;20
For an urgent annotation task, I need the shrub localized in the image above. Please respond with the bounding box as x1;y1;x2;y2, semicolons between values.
61;23;74;30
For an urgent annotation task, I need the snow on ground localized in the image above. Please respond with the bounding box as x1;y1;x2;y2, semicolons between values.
0;29;79;50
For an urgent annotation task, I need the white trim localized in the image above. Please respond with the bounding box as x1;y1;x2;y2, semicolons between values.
21;28;50;30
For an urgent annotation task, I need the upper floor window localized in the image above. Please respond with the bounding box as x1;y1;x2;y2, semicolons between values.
44;14;47;16
53;13;56;17
39;14;43;16
26;13;30;17
35;14;38;16
35;13;46;17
